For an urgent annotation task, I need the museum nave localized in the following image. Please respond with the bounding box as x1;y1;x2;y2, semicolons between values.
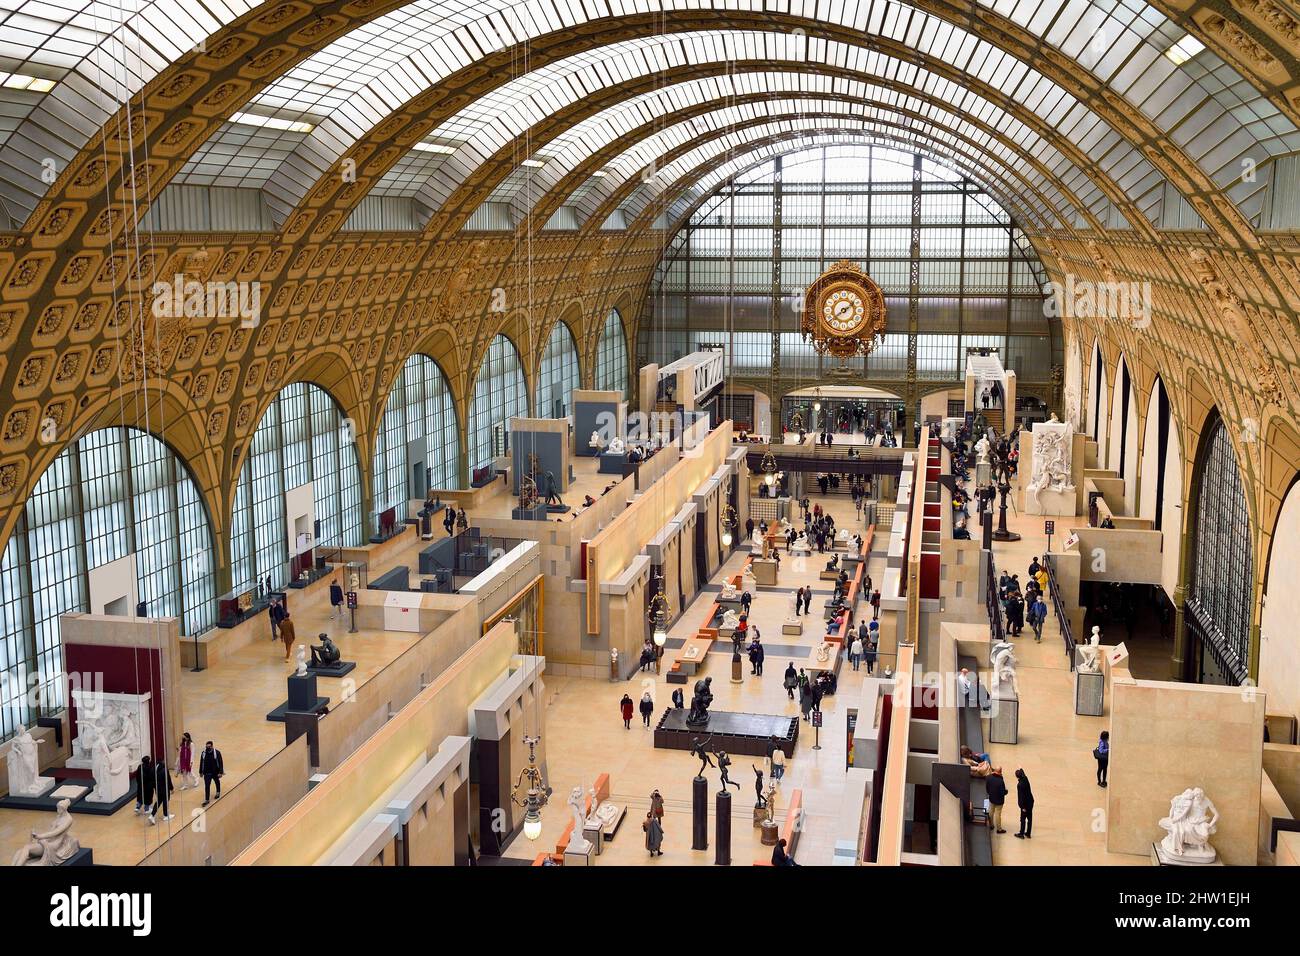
0;0;1298;882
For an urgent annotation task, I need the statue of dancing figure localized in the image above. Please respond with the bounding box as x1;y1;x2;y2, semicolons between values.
689;736;716;778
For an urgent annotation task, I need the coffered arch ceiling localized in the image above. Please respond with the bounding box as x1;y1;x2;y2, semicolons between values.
7;0;1300;263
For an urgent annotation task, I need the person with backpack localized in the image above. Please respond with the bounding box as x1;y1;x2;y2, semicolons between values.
1094;731;1110;788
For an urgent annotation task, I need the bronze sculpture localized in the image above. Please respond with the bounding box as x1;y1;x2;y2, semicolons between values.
685;676;714;726
690;735;716;778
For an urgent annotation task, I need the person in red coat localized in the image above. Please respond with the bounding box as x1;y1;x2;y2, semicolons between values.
620;693;634;729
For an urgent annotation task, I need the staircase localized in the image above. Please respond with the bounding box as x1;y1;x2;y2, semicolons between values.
982;408;1004;433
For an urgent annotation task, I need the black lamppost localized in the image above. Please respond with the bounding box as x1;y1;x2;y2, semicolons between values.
992;479;1021;542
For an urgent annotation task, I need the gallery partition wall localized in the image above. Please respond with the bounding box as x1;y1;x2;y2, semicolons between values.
0;427;216;737
229;382;364;596
641;144;1055;391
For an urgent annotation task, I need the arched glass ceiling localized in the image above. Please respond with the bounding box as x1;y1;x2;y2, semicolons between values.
545;109;1071;230
600;124;1064;232
500;97;1083;230
2;1;1295;229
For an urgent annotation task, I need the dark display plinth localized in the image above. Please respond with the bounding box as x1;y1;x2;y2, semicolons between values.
267;672;329;722
306;659;356;678
692;776;708;851
510;503;549;520
654;709;798;758
598;453;636;475
544;503;570;514
715;791;732;866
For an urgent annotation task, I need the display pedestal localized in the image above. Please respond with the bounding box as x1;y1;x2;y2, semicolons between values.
751;558;778;586
1025;486;1076;516
691;776;708;851
510;503;548;521
753;805;768;827
1074;668;1104;716
760;819;779;846
582;822;604;854
988;693;1019;744
564;841;593;866
267;672;330;722
714;791;732;866
730;654;743;684
782;619;803;635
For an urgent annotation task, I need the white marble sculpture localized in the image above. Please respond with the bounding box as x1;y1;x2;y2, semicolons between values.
816;643;832;663
785;591;799;622
607;437;626;455
837;528;851;542
990;643;1019;698
295;644;308;676
1064;385;1081;430
567;785;591;853
11;798;79;866
750;529;764;553
1026;419;1075;515
719;580;739;601
721;609;740;630
974;435;991;464
84;726;131;804
588;431;606;451
585;787;620;830
5;726;54;797
742;565;758;589
1158;787;1220;863
68;690;149;772
790;533;811;554
1076;626;1102;674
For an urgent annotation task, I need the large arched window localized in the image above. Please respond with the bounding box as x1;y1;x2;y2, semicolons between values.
1186;412;1254;685
373;354;461;515
595;309;629;398
0;428;215;737
230;382;363;595
469;335;528;472
536;322;580;419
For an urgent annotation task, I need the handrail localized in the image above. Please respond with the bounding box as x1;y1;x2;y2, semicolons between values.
985;550;1005;644
1042;554;1076;668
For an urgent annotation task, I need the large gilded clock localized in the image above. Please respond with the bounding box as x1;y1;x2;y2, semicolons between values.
801;260;886;363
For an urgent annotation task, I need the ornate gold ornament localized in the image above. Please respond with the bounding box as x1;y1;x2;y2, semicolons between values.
801;260;886;364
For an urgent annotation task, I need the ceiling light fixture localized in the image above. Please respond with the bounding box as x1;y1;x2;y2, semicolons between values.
521;159;546;168
412;142;459;154
1;72;55;93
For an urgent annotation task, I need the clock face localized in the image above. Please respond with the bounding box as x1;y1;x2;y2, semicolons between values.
819;284;868;336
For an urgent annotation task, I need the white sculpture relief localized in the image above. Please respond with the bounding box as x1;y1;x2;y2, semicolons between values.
1158;787;1220;863
68;691;149;773
990;642;1019;698
1026;419;1076;515
5;726;54;797
83;725;131;804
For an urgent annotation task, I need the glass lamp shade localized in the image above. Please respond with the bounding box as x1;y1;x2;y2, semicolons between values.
653;627;668;647
523;812;543;841
721;530;733;546
764;472;775;486
813;402;822;412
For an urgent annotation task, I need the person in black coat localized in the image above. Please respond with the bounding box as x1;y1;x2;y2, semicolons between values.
1014;768;1034;839
753;641;765;676
329;578;345;620
149;758;174;824
985;768;1008;834
269;598;286;643
741;591;752;614
199;741;224;806
771;838;798;866
671;687;685;709
134;755;155;816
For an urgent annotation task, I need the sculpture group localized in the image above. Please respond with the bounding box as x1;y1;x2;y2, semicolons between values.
11;799;80;866
1158;787;1220;863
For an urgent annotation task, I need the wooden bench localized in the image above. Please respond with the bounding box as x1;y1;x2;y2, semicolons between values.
753;788;804;865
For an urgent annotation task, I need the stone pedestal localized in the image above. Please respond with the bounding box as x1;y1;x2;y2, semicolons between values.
760;819;780;846
1025;486;1076;516
714;790;732;865
751;558;778;586
1075;668;1104;716
782;619;803;635
1151;843;1223;866
989;693;1019;744
753;805;768;827
563;842;593;866
730;653;743;684
691;775;708;851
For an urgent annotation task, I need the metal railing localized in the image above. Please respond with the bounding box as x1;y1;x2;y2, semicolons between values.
1042;554;1076;668
985;550;1005;644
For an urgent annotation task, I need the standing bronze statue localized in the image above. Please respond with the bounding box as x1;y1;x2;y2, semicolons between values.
752;764;767;808
689;735;716;778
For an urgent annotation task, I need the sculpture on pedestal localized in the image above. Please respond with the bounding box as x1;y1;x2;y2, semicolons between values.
607;437;626;455
991;643;1019;698
588;431;606;452
719;580;739;601
311;634;341;667
566;786;591;852
974;435;991;464
11;799;80;866
720;609;740;631
518;473;539;511
690;736;716;777
1158;788;1220;863
294;645;308;676
1077;626;1102;674
5;726;51;797
715;751;740;792
785;591;799;622
685;677;714;726
752;765;766;808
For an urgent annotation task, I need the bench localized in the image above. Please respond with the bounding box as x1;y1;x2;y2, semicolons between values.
753;788;804;865
957;655;994;866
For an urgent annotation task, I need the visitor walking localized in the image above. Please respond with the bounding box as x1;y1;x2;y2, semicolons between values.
149;757;175;825
870;588;882;620
768;738;786;783
199;740;224;806
269;597;285;643
279;610;297;662
329;577;344;620
1094;731;1110;787
741;590;752;615
986;767;1008;834
620;693;634;729
175;732;196;790
849;635;863;671
864;639;877;675
639;691;654;728
134;755;155;816
1014;769;1034;838
783;662;798;700
643;809;664;857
